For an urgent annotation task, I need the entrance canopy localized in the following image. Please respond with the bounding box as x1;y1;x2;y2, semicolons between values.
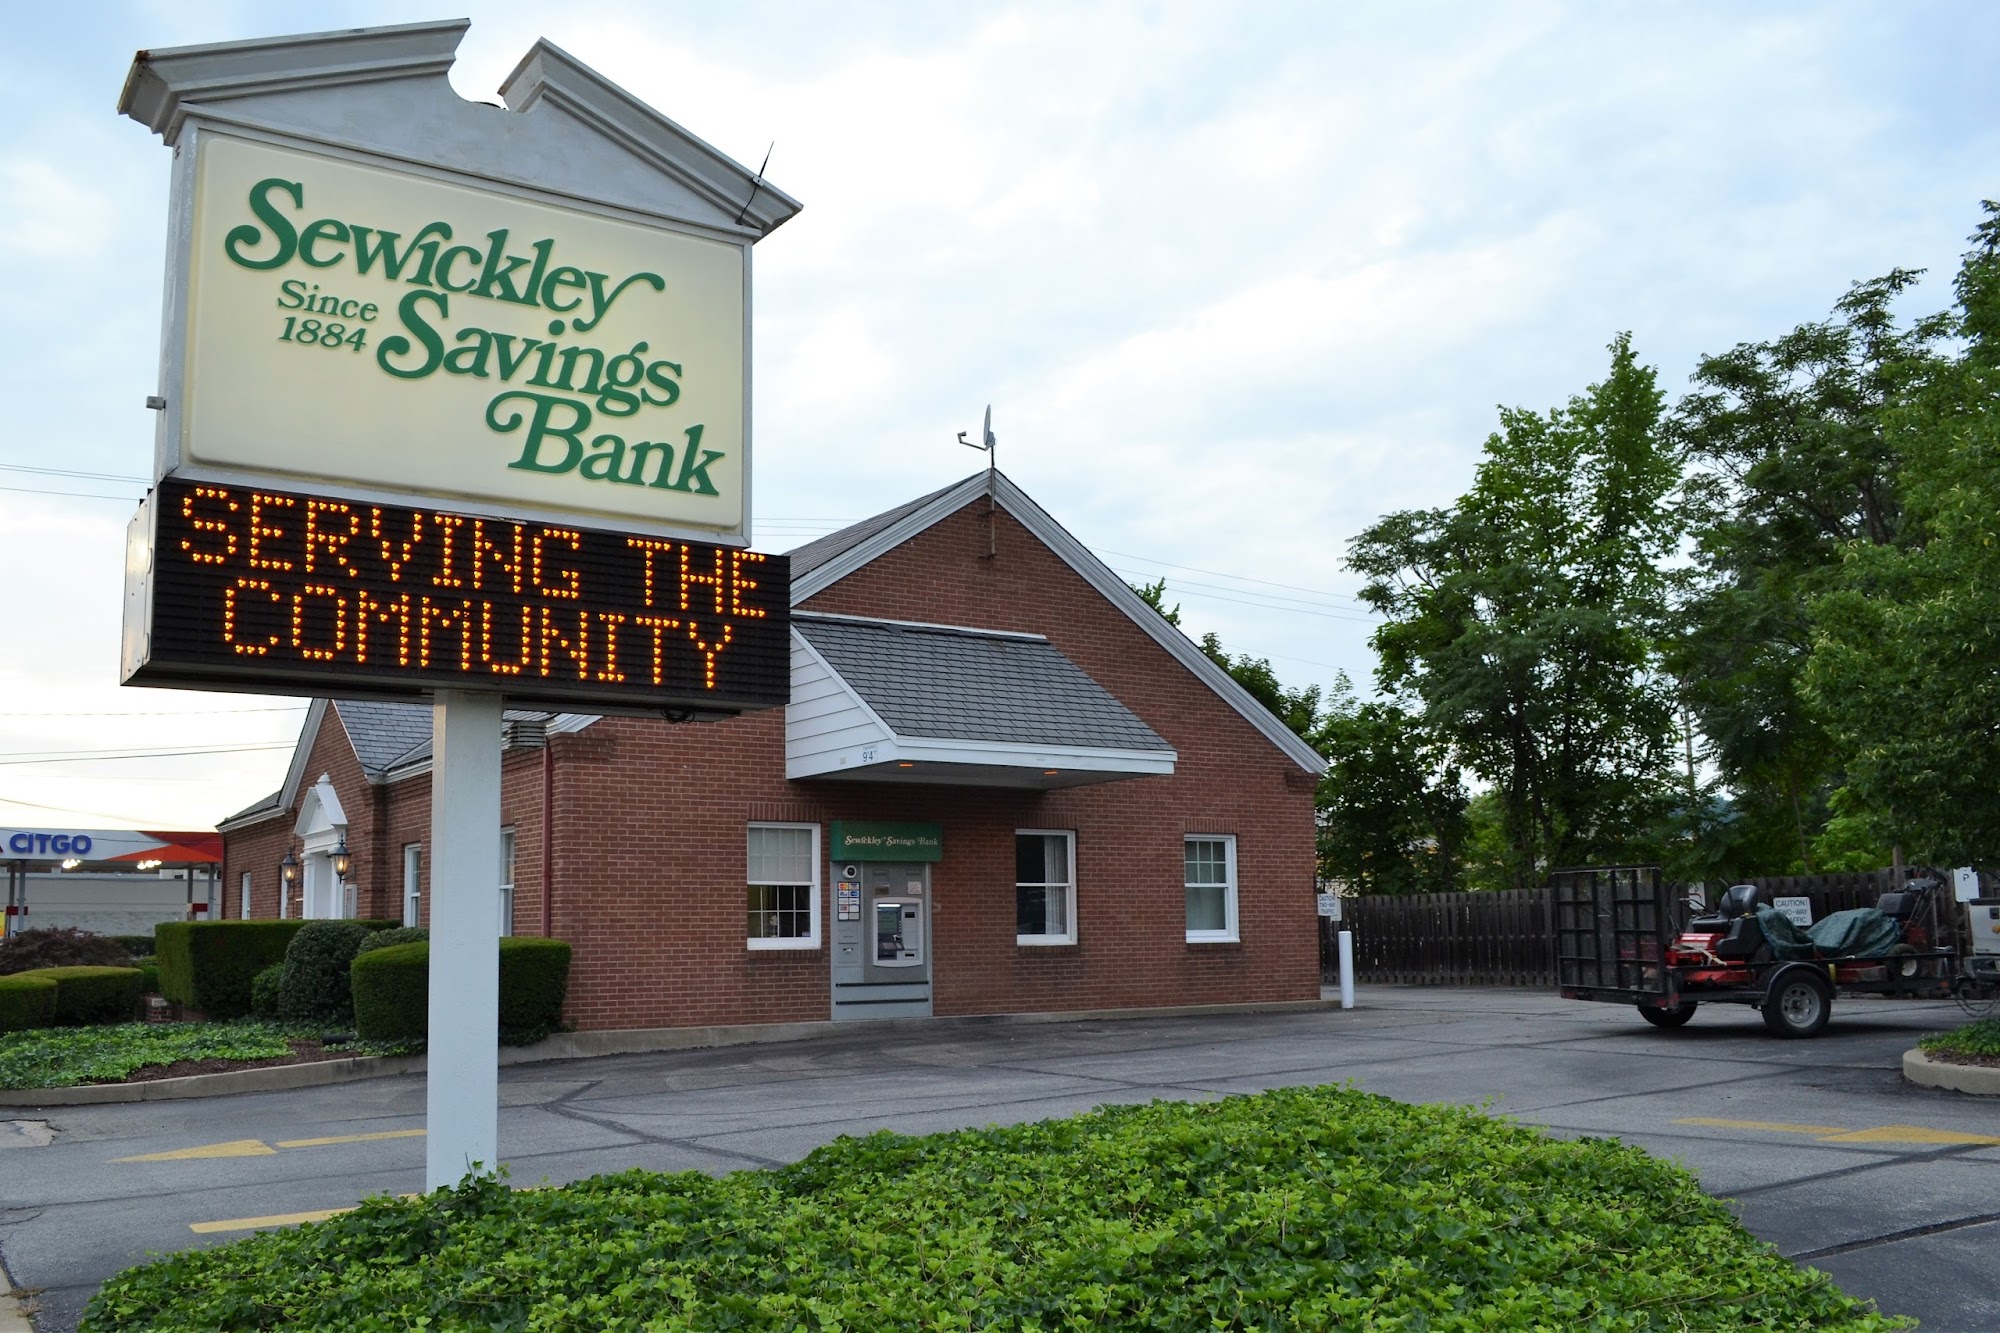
1;828;223;868
787;613;1177;790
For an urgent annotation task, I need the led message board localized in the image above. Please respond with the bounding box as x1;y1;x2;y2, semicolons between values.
122;478;789;715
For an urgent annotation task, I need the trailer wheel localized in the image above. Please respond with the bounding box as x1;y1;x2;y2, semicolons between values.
1638;1002;1697;1028
1762;972;1833;1038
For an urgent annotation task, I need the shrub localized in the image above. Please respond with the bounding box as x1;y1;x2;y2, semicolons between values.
278;922;370;1023
0;927;134;976
76;1085;1912;1332
31;967;144;1026
350;937;571;1043
0;974;58;1033
136;963;161;995
356;926;428;956
499;937;570;1037
156;920;398;1018
108;933;158;957
249;963;285;1019
350;942;427;1042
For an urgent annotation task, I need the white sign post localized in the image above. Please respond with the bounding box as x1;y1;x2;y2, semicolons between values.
426;690;503;1190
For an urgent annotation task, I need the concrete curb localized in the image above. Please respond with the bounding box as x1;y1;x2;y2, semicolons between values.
1903;1046;2000;1095
0;997;1339;1107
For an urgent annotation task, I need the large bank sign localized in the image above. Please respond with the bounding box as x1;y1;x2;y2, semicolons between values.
177;134;748;540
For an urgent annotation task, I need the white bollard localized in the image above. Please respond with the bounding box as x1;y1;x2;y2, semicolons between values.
1337;930;1355;1009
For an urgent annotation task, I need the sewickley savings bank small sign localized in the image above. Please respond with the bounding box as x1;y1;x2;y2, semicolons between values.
121;20;799;547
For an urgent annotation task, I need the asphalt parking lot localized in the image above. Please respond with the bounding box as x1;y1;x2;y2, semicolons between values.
2;984;1994;1331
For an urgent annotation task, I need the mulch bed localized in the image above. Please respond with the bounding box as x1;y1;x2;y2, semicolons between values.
114;1040;364;1084
1925;1048;2000;1070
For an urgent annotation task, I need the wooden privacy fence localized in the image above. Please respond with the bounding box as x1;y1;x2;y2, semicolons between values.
1323;865;1959;986
1330;888;1554;986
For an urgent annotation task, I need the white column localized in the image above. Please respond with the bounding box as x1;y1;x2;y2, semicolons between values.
426;689;503;1191
1337;930;1356;1010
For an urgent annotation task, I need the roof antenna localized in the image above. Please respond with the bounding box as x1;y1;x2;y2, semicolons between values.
957;405;998;559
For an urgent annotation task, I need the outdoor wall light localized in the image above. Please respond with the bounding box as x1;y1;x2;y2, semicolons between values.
279;850;299;887
330;838;351;881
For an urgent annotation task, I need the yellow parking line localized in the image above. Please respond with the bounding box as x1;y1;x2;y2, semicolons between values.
1674;1117;1849;1136
275;1129;426;1149
1818;1124;2000;1146
191;1194;422;1235
190;1207;352;1234
1674;1117;2000;1146
113;1139;276;1162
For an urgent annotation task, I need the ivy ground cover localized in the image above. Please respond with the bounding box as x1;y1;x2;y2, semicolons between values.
81;1085;1904;1332
0;1021;414;1089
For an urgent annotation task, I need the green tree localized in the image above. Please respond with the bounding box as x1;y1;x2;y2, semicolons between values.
1803;205;2000;864
1315;679;1467;895
1670;266;1952;869
1349;334;1682;889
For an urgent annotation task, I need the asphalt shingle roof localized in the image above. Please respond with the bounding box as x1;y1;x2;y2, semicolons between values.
794;615;1170;752
783;477;973;580
332;700;435;775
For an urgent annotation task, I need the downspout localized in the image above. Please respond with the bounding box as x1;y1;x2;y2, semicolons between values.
540;738;554;937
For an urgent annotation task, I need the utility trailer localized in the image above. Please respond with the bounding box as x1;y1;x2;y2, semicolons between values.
1553;867;1960;1038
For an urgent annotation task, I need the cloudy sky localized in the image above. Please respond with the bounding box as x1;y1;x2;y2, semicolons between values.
2;1;1995;832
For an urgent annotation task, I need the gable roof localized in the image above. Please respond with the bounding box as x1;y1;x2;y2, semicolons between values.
793;613;1169;752
787;472;1328;775
217;699;594;831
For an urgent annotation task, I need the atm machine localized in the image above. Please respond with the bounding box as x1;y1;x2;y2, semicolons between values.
831;860;932;1020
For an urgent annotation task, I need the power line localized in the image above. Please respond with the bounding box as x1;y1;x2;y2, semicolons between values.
0;743;294;768
1105;564;1373;619
0;483;143;502
0;792;181;825
1101;548;1372;606
0;706;306;719
0;462;149;484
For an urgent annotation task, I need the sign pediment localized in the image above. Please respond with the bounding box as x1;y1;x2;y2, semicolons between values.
119;20;800;240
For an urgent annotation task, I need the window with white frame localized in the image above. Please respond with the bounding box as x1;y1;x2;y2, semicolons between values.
747;823;820;948
1015;830;1076;944
1184;835;1238;942
403;844;422;928
239;871;252;920
498;828;515;937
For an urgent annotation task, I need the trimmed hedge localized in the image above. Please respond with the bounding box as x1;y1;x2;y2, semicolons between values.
278;922;370;1023
33;967;144;1026
351;942;428;1042
498;937;571;1035
351;937;571;1043
250;964;285;1020
156;919;398;1018
0;974;58;1033
356;926;427;956
136;963;161;995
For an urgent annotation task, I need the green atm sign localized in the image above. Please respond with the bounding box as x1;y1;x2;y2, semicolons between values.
830;821;943;863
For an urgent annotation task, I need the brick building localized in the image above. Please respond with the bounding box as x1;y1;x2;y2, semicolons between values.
218;471;1325;1030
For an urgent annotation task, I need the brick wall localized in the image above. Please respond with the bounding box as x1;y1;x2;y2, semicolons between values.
218;491;1320;1030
